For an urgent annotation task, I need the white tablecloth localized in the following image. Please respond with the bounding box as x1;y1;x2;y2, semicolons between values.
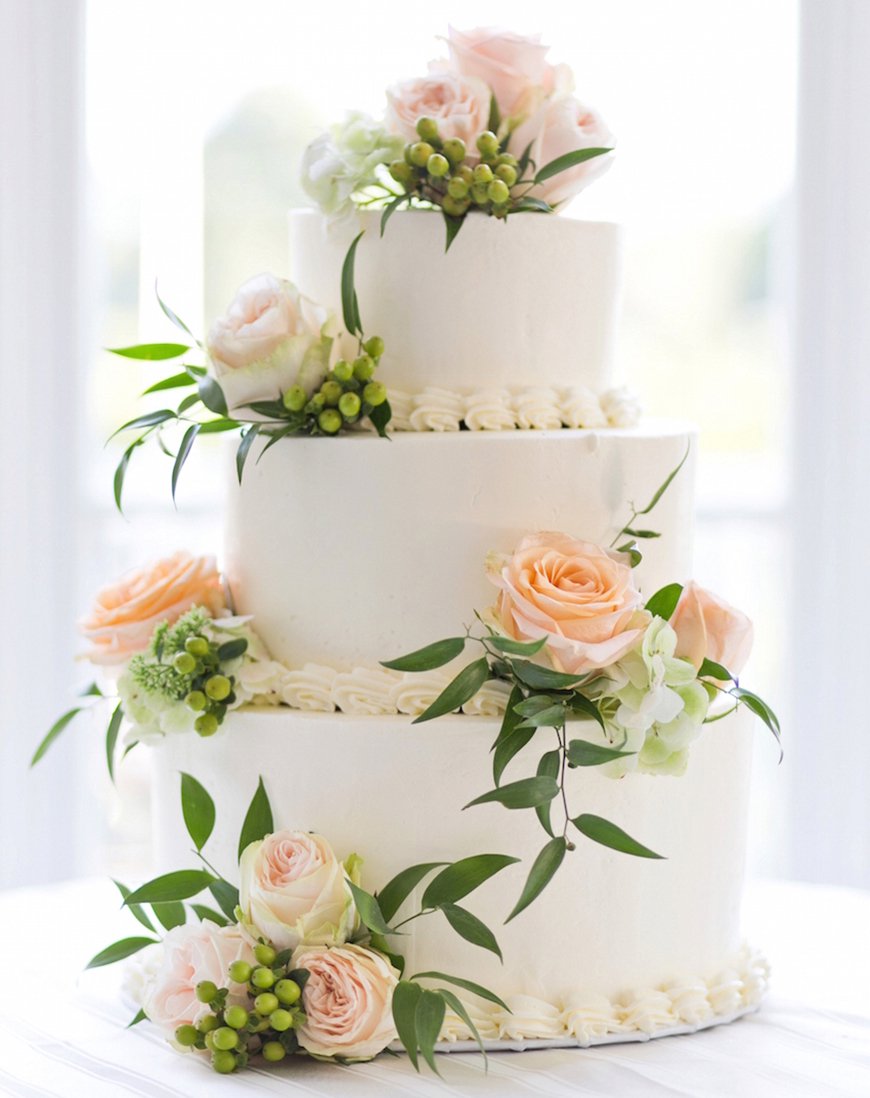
0;878;867;1097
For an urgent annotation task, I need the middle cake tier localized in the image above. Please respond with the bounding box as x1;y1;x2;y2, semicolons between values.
224;423;695;669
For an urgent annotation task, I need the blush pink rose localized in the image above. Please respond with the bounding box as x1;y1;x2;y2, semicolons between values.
142;921;255;1040
445;25;571;119
486;531;647;675
239;830;354;951
386;72;491;145
511;95;615;207
79;551;225;665
670;581;754;678
292;944;399;1062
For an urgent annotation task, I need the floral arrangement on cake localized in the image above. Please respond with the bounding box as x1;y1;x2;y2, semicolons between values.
302;26;613;248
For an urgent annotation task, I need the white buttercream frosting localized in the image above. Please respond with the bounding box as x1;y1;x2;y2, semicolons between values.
561;385;609;429
409;387;465;432
281;663;337;712
331;667;400;716
392;669;453;716
512;387;564;430
464;389;518;431
601;384;643;428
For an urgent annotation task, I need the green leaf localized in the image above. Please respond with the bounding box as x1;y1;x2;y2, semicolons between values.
105;703;124;782
416;990;446;1074
506;837;567;923
369;398;392;438
412;657;490;724
511;196;554;214
197;418;240;434
410;971;510;1012
381;637;466;672
124;870;215;906
127;1008;148;1028
465;776;559;812
171;423;200;503
645;582;684;620
635;443;690;516
208;879;240;921
380;195;406;237
392;981;422;1071
112;879;155;934
113;437;143;513
151;901;187;931
79;681;103;697
176;392;200;416
617;543;643;567
534;146;612;184
731;687;783;760
623;527;661;539
142;371;197;395
512;695;558;717
237;777;274;861
510;660;585;690
341;231;365;336
196;374;228;417
109;408;177;441
180;772;216;852
347;881;394;937
443;212;465;253
566;739;636;767
517;704;566;729
369;933;406;977
376;863;447;923
493;723;536;787
30;706;81;766
571;813;665;859
190;903;229;927
516;139;535;177
421;854;520;909
436;988;487;1056
441;903;502;961
487;635;548;656
567;693;606;729
236;425;259;483
86;936;158;969
218;638;248;662
699;658;733;682
487;93;501;134
491;684;524;752
534;750;561;838
107;342;189;360
256;422;300;460
155;283;199;344
242;399;289;418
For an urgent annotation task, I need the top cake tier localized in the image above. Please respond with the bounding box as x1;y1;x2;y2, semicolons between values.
288;209;622;396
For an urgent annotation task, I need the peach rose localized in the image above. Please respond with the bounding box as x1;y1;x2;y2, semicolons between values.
386;72;491;145
445;25;571;119
142;920;255;1040
292;944;399;1062
207;274;332;416
511;95;615;207
79;551;225;665
486;531;647;675
670;581;754;678
239;830;354;951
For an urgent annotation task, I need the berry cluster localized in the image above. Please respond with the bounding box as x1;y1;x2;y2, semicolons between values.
175;944;308;1074
176;632;246;738
389;117;521;219
281;336;388;436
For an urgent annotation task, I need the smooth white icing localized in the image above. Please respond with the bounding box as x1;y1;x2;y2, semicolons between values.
288;209;622;396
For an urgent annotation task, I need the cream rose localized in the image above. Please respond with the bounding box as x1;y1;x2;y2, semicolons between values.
239;830;354;951
487;531;647;675
79;551;224;666
292;944;399;1062
670;581;754;678
511;95;615;207
386;73;491;145
446;25;570;119
142;921;255;1040
207;274;332;416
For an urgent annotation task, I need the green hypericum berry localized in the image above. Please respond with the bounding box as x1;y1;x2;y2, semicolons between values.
320;379;343;406
196;980;219;1004
495;152;518;168
388;159;414;187
254;991;279;1016
487;179;510;205
442;194;471;217
269;1009;294;1032
173;651;196;675
332;359;353;382
318;408;342;435
338;391;361;419
282;385;307;413
352;354;375;381
476;130;500;158
472;162;494;184
250;966;275;989
427;152;449;177
275;979;302;1006
185;636;210;658
205;674;231;702
195;713;219;737
416;116;440;142
409;141;434;167
212;1049;237;1074
185;690;207;712
442;137;466;165
175;1024;199;1047
492;203;509;219
447;177;469;199
471;182;491;206
363;381;387;407
228;960;252;984
198;1014;220;1033
363;335;384;359
495;163;518;187
224;1005;249;1030
262;1041;286;1063
212;1027;239;1052
306;393;326;413
254;943;277;966
456;164;474;185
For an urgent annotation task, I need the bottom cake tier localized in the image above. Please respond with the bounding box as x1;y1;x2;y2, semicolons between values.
150;705;767;1046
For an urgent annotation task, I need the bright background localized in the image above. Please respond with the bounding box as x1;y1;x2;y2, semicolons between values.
6;0;864;895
